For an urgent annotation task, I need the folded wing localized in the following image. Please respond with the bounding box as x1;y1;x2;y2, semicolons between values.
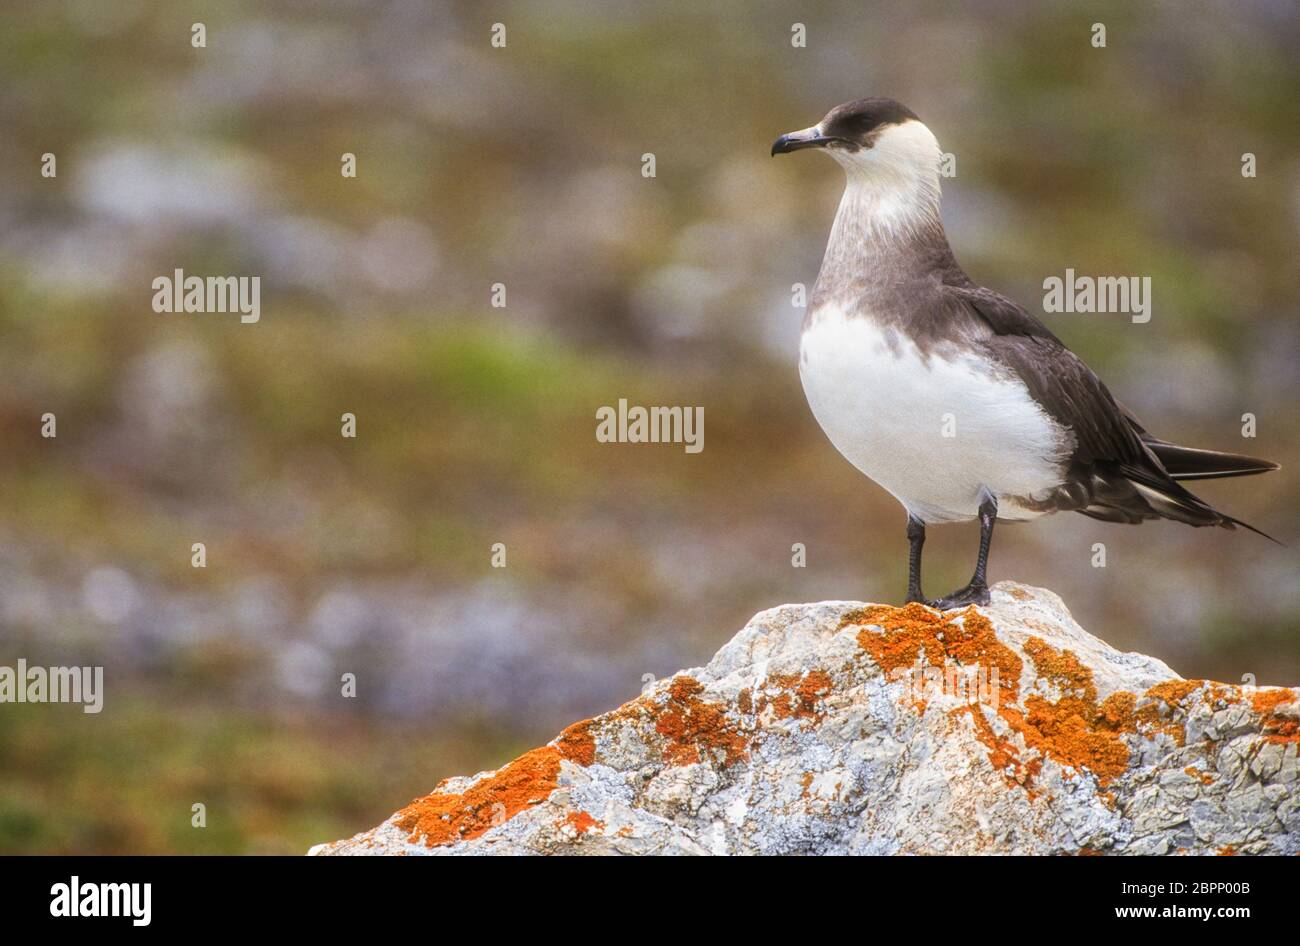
945;283;1276;538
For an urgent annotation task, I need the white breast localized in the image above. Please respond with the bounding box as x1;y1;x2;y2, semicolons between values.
799;304;1070;522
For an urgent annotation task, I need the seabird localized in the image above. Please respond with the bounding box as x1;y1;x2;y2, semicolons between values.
772;98;1279;609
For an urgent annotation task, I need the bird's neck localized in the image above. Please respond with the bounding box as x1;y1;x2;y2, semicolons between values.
813;168;951;306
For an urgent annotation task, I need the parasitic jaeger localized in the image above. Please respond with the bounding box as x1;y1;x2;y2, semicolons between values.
772;98;1279;609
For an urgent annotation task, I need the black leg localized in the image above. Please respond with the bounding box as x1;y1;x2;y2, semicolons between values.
931;495;997;609
971;495;996;589
905;516;926;604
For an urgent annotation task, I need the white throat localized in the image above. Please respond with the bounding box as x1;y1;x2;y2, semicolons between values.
826;120;943;243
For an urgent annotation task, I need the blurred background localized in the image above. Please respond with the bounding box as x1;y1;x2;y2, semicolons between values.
0;0;1297;853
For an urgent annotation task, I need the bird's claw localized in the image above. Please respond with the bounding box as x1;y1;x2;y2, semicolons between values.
926;583;990;610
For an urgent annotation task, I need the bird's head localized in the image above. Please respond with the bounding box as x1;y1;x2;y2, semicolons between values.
772;97;941;183
772;98;944;236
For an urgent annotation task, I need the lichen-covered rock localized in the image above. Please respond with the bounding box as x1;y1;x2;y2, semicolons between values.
309;583;1299;855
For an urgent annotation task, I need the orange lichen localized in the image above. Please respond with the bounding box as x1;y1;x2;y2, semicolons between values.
847;606;1277;793
845;605;1148;791
1144;679;1204;707
1010;702;1131;786
1010;638;1135;786
395;746;563;846
1099;691;1138;728
1136;680;1208;747
1262;718;1300;745
394;719;597;847
795;670;834;711
1022;637;1092;695
654;676;749;767
559;811;604;836
1208;684;1242;707
1218;845;1237;856
1253;688;1300;744
1252;688;1297;715
1185;766;1216;786
953;703;1043;793
759;669;834;722
846;603;1022;707
554;719;597;767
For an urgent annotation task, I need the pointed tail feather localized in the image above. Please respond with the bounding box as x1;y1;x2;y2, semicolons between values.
1220;513;1284;546
1143;438;1280;481
1121;464;1284;546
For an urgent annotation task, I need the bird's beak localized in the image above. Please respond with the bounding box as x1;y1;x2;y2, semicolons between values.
771;125;833;156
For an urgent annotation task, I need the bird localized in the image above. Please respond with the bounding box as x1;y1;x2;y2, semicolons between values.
771;97;1279;610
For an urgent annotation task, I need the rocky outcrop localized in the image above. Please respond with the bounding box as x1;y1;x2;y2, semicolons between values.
310;583;1299;855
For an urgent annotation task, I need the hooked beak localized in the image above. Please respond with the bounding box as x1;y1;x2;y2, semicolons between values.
771;125;838;156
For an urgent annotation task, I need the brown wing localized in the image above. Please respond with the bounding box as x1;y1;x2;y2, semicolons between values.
945;284;1150;469
944;283;1261;532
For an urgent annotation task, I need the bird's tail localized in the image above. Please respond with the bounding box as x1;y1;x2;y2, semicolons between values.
1142;437;1280;481
1087;412;1283;543
1113;448;1284;545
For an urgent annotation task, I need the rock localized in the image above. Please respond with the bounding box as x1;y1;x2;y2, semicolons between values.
309;582;1299;855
